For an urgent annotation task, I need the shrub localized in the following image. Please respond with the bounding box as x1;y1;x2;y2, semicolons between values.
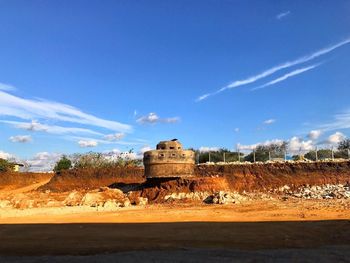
0;158;14;173
53;156;72;173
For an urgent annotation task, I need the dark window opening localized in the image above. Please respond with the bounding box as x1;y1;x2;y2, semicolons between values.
170;147;175;149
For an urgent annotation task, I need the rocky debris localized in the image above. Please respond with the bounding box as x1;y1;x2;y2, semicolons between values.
81;187;128;207
279;183;350;200
64;190;84;206
164;192;210;202
204;191;248;204
0;200;11;208
163;191;249;205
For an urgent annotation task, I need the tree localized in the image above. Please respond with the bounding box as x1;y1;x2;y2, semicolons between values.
244;141;288;162
53;156;72;173
338;139;350;150
0;158;14;173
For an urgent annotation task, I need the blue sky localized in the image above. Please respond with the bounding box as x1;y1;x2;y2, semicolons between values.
0;1;350;167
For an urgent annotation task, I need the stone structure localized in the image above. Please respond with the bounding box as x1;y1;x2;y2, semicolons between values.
143;139;195;178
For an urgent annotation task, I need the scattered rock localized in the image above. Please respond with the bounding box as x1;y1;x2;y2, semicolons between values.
279;183;350;200
64;190;84;206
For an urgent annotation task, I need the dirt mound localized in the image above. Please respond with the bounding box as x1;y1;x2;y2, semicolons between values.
197;161;350;191
138;177;229;202
39;161;350;203
40;167;144;192
0;172;53;191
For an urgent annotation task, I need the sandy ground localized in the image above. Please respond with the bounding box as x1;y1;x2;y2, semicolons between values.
1;179;350;262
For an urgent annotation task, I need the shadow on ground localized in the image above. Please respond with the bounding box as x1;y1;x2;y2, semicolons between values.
0;220;349;256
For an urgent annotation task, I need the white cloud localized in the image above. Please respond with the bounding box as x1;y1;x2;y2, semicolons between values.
308;130;322;140
251;63;321;91
0;89;132;132
0;150;16;160
288;137;314;153
234;128;240;132
0;83;16;91
196;94;210;102
327;132;346;145
26;152;62;172
320;109;350;131
9;135;32;143
199;146;220;152
197;37;350;100
139;146;152;153
1;120;103;136
276;11;291;20
104;133;125;141
263;119;276;125
136;112;180;124
238;139;284;151
78;140;98;148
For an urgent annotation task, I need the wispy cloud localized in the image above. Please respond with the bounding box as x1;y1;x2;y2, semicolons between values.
263;119;276;125
319;109;350;131
197;37;350;101
0;83;16;91
0;150;16;160
276;11;290;20
9;135;32;143
308;130;322;140
0;120;103;136
78;140;98;148
251;63;321;91
70;136;144;146
104;133;125;141
0;89;132;132
327;131;346;145
136;112;180;124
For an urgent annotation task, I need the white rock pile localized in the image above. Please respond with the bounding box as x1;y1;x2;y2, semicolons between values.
279;183;350;199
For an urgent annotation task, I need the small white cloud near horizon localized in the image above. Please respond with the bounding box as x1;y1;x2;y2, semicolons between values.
199;146;220;152
263;119;276;125
104;133;125;141
308;130;322;140
9;135;32;143
289;136;314;153
238;139;284;151
78;140;98;148
234;128;240;132
0;150;16;160
26;152;62;172
137;112;180;124
276;11;291;20
327;132;346;145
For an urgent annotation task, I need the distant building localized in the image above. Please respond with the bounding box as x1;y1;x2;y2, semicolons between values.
143;139;195;178
11;163;24;172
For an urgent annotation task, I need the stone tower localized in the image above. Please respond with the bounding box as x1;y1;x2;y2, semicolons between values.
143;139;195;178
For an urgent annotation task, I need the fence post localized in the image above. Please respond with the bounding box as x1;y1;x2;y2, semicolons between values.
284;151;287;161
209;151;211;163
238;149;240;162
197;152;199;164
348;148;350;160
315;146;318;162
268;151;271;161
331;147;334;161
253;149;256;163
223;152;226;163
